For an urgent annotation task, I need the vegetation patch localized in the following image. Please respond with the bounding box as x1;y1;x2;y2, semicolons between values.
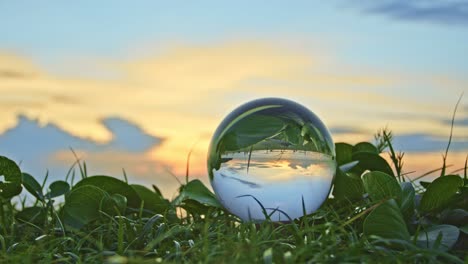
0;130;466;263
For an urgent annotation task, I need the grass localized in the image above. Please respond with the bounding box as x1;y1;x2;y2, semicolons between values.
0;128;467;263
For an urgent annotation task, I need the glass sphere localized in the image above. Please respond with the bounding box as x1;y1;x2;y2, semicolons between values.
208;98;336;221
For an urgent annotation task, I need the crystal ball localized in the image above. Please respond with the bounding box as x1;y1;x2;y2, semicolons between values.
208;98;336;221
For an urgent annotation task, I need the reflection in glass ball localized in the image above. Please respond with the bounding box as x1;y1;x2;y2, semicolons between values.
208;98;336;222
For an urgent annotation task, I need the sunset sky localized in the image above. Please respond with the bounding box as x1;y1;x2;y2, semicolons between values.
1;1;467;197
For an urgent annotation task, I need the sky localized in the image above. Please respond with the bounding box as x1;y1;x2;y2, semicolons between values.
0;0;467;197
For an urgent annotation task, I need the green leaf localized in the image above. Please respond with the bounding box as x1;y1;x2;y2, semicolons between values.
332;169;364;201
47;180;70;198
399;182;415;219
0;156;23;199
73;175;142;209
335;143;353;166
440;209;468;226
415;225;460;251
15;206;46;225
221;114;285;151
351;152;394;176
131;184;169;214
283;124;302;145
419;181;431;189
363;199;410;240
460;225;468;234
22;173;44;201
101;194;127;215
419;175;463;212
352;142;378;154
62;185;108;228
173;179;222;208
362;171;402;202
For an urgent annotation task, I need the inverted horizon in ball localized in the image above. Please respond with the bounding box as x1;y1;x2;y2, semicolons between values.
208;98;336;222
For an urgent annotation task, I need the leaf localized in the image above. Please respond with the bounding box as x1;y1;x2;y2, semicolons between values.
283;124;302;146
173;179;222;208
362;171;402;202
332;169;364;201
101;194;127;215
460;225;468;234
399;182;415;219
415;225;460;251
47;180;70;198
62;185;108;228
363;199;410;241
131;184;169;214
419;181;431;189
208;108;285;173
440;209;468;226
0;156;23;199
351;152;394;176
419;175;463;212
22;173;44;201
73;175;142;209
352;142;378;154
15;206;46;225
221;114;285;151
335;143;353;166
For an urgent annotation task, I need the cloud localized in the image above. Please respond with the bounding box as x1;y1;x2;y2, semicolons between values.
0;70;31;79
329;126;366;134
441;117;468;127
0;115;172;187
354;0;468;26
393;133;468;152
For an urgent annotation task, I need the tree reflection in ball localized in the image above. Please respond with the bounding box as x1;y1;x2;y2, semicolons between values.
208;98;336;222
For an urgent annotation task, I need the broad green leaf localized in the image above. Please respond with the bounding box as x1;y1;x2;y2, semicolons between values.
300;123;332;154
362;171;402;202
101;194;127;215
209;111;285;173
352;152;394;176
47;180;70;198
63;185;108;228
440;209;468;226
0;156;23;199
283;124;302;145
419;181;431;189
22;173;44;201
15;206;46;225
221;114;285;151
73;175;142;209
419;175;463;212
399;182;415;219
131;184;169;214
460;225;468;234
352;142;378;154
215;104;283;146
363;199;410;240
415;225;460;251
332;169;364;201
335;143;353;166
173;179;222;208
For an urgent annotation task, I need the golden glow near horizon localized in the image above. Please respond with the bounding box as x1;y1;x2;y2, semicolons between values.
0;41;467;196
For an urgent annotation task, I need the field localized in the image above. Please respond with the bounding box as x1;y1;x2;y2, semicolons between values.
0;130;466;263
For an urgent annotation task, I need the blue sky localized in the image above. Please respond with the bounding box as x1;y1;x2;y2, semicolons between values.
0;0;467;195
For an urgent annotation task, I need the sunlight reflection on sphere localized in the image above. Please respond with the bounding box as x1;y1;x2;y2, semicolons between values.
208;98;336;222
